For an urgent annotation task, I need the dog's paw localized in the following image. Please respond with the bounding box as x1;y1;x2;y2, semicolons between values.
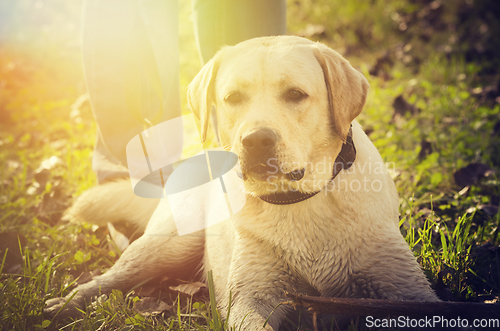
44;296;81;319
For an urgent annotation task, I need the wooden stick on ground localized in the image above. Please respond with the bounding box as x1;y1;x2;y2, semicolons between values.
285;293;500;320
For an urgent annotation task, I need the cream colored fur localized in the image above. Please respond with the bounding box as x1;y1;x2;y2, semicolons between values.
45;36;438;330
63;180;158;231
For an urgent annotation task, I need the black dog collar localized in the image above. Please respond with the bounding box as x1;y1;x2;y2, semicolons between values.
257;127;356;205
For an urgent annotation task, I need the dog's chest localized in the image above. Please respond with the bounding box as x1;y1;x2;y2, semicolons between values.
277;230;353;295
236;198;356;295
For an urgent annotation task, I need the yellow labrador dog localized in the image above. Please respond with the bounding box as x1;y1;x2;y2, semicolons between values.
45;36;438;329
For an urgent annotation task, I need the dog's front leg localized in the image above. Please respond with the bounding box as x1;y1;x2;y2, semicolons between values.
219;241;294;331
224;274;290;331
45;229;204;318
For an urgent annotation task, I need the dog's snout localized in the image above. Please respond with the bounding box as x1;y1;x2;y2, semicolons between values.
241;129;276;152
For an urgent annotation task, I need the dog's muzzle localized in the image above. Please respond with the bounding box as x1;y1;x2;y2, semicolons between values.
240;128;278;180
258;126;356;205
241;128;276;155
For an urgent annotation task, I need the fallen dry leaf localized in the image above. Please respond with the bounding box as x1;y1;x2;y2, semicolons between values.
0;232;26;273
418;140;433;160
369;51;394;79
453;163;494;188
36;156;64;172
107;222;130;252
477;204;499;217
169;282;207;297
393;95;419;118
134;297;172;316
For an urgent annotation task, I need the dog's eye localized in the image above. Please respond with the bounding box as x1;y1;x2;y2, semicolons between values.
285;89;308;102
224;92;242;104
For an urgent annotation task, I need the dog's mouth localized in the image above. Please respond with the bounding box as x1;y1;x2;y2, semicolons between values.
237;164;306;182
285;168;305;181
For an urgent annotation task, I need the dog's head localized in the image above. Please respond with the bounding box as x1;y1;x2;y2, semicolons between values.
188;36;369;197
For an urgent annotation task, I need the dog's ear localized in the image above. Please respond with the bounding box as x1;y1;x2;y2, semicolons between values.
187;56;220;143
313;44;369;141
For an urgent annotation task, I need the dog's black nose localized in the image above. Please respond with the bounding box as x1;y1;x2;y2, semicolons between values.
242;129;277;152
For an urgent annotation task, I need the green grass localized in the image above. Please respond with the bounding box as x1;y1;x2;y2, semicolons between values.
1;0;500;330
